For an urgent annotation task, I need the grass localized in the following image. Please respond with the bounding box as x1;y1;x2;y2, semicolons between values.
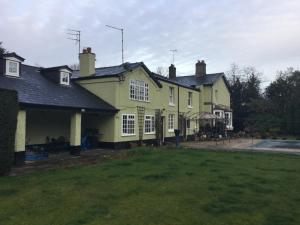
0;148;300;225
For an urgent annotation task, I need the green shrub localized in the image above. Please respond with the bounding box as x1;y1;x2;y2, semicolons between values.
0;88;18;175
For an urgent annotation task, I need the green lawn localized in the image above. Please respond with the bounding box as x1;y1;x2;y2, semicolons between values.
1;148;300;225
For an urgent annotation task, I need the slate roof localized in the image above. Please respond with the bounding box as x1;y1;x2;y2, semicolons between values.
171;73;224;87
150;73;199;90
72;62;162;87
2;52;25;61
72;62;227;91
0;64;117;112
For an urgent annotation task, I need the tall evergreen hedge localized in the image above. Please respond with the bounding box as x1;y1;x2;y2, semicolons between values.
0;88;18;175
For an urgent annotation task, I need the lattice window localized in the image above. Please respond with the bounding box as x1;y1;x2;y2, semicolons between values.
144;115;155;134
122;114;135;135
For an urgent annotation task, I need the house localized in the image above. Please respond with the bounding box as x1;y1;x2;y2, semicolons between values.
0;48;232;165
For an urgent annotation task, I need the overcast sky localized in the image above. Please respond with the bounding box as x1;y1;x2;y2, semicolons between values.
1;0;300;83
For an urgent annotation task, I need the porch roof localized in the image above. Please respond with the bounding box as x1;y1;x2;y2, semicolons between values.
0;64;118;112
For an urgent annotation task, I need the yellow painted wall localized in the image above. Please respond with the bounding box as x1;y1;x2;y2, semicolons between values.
77;67;201;142
78;77;119;106
212;77;230;107
76;67;230;143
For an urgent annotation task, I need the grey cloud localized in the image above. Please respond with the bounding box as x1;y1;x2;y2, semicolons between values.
0;0;300;82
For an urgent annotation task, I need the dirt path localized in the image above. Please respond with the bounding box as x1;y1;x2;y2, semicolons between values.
10;149;129;176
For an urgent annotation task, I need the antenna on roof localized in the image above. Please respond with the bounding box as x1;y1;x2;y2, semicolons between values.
67;29;81;56
105;25;124;64
170;49;178;64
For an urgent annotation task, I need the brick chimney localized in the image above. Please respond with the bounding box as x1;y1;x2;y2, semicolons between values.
169;64;176;79
79;47;95;77
195;60;206;77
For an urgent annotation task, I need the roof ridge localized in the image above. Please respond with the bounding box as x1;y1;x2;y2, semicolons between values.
95;62;142;70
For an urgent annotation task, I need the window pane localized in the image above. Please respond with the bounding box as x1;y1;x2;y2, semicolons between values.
9;62;18;73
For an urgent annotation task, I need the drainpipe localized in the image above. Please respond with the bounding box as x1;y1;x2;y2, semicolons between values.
177;86;180;129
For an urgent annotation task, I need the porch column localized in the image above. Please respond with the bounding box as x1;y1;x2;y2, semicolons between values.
70;112;81;155
14;110;26;165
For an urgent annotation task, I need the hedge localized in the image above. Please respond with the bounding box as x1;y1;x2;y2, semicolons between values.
0;88;18;175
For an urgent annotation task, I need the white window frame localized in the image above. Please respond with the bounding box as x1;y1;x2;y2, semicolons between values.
121;114;135;136
214;110;223;119
168;114;175;132
60;71;70;85
169;87;175;106
129;79;149;102
188;92;193;108
186;119;191;134
144;115;155;134
6;60;19;77
225;112;232;128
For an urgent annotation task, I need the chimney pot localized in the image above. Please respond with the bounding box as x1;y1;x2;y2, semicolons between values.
83;48;87;54
87;47;92;53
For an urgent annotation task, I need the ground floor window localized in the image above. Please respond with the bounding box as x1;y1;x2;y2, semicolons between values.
144;115;155;134
122;114;135;135
225;112;232;127
168;114;175;131
186;119;191;131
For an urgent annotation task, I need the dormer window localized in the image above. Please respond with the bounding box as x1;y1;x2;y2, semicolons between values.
1;52;25;77
60;71;70;85
6;60;20;77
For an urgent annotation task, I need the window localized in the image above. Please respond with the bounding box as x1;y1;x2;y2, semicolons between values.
186;119;191;130
225;112;232;127
168;114;175;131
6;60;19;76
214;110;223;118
144;115;155;134
122;114;135;135
9;61;18;73
188;92;192;107
186;119;191;133
169;87;175;105
60;72;70;85
130;80;149;101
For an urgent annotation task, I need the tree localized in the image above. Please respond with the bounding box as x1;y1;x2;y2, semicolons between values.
0;42;8;55
156;66;168;76
0;89;18;175
69;63;80;70
226;64;262;132
265;69;300;135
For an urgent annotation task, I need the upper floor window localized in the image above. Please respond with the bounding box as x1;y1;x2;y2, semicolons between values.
188;92;193;108
6;60;19;77
122;114;135;136
214;110;223;119
169;87;175;105
144;115;155;134
60;72;70;85
130;80;149;102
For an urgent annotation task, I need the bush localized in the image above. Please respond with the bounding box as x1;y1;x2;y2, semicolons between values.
0;88;18;175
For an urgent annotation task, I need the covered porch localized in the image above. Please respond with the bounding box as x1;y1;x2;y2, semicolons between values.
14;107;115;165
